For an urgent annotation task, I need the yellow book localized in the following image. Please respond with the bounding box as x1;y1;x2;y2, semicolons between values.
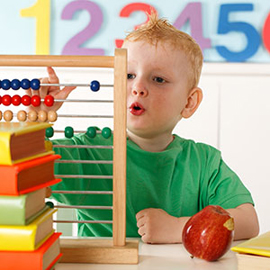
231;231;270;257
0;122;53;165
0;208;56;251
231;231;270;270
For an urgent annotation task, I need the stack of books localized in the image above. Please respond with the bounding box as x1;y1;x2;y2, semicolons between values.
0;122;63;270
231;231;270;270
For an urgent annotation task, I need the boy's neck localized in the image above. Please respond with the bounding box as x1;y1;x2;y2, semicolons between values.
127;131;174;152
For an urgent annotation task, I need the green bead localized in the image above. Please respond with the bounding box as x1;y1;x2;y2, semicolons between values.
45;127;54;138
102;127;111;139
65;126;74;138
86;126;96;138
46;201;54;208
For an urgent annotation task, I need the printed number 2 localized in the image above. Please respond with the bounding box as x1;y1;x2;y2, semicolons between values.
61;0;104;55
216;4;260;62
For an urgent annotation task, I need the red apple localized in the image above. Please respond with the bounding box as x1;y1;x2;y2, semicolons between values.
182;205;234;261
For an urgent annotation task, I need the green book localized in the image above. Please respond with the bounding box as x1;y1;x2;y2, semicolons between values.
0;188;48;225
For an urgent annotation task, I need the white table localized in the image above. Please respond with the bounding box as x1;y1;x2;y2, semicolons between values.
55;240;240;270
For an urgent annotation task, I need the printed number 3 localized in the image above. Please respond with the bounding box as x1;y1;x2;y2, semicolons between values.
216;4;260;62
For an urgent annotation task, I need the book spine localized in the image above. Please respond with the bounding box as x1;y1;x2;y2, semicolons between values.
0;132;12;165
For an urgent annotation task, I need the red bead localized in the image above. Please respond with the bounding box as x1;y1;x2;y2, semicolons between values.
44;95;54;107
11;95;21;106
21;95;31;106
2;95;12;106
31;95;41;107
0;96;2;105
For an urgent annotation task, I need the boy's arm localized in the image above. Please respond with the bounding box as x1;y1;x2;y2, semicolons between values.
136;203;259;244
227;203;259;240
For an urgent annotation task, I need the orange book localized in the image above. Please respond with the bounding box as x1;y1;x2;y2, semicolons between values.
0;232;62;270
0;154;61;195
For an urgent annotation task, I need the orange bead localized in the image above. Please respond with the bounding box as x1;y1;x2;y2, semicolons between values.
28;110;38;122
48;111;57;122
38;110;47;122
0;111;2;121
17;110;27;122
3;110;13;122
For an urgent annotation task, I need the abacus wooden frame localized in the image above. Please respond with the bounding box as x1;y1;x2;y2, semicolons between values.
0;49;139;264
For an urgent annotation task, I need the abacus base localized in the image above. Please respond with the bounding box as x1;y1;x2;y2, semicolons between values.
60;238;139;264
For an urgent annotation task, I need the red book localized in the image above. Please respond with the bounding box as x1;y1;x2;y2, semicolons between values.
0;154;61;195
0;232;62;270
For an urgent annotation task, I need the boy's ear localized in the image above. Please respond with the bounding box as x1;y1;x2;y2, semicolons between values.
181;87;203;119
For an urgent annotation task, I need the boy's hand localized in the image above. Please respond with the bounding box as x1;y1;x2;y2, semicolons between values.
26;66;76;113
136;208;187;244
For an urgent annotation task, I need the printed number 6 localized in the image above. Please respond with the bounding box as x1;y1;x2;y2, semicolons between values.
216;4;260;62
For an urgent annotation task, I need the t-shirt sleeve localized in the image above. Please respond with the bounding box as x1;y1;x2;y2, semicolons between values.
203;148;254;209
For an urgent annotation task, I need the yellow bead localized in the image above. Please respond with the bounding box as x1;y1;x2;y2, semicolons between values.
4;110;13;122
38;110;47;122
45;140;53;151
28;110;38;122
48;110;57;122
17;110;27;122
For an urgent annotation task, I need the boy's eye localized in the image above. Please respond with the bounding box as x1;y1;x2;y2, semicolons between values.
154;77;165;83
127;74;135;79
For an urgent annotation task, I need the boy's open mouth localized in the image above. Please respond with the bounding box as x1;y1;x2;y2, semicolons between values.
129;102;145;116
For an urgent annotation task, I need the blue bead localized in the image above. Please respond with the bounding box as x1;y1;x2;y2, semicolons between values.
1;79;11;90
30;78;40;90
90;80;100;92
11;79;21;90
21;79;30;89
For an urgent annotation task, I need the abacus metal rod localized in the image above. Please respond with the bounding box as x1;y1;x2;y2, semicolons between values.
54;220;113;224
46;99;113;103
55;174;113;179
56;160;113;164
53;145;113;149
57;114;113;118
0;55;115;68
55;205;113;210
40;83;113;88
52;190;113;195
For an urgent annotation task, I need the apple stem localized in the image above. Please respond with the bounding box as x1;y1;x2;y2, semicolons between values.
190;255;194;259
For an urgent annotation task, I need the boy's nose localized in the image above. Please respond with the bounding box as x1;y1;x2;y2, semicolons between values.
132;88;148;97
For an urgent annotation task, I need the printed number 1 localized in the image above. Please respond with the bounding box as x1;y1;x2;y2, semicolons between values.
20;0;50;55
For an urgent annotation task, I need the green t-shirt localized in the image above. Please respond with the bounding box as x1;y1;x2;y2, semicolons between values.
51;134;254;237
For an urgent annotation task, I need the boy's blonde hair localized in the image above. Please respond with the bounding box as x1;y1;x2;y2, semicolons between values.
124;14;203;89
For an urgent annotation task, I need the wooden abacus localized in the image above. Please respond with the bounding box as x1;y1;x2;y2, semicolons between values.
0;50;139;264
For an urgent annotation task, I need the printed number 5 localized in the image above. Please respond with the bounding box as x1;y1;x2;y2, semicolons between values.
216;4;260;62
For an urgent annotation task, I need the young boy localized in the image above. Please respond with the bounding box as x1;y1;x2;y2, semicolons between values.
35;15;259;243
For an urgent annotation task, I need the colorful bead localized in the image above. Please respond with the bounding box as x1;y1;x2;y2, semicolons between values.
3;110;13;121
21;79;30;89
12;95;21;106
47;111;57;122
2;95;12;106
44;95;54;107
90;80;100;92
17;110;27;122
0;96;1;105
45;140;53;151
46;127;54;138
46;201;54;208
28;110;38;122
38;110;47;122
1;79;11;90
31;95;41;107
0;111;2;121
11;79;20;90
65;126;74;138
102;127;112;139
30;79;40;90
21;95;31;106
86;126;97;138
